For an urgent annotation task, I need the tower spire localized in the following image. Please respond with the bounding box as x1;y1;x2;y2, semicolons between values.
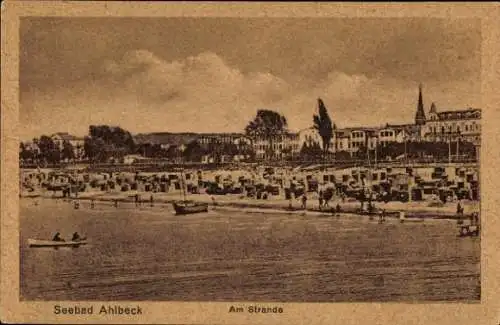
430;102;437;114
415;83;426;125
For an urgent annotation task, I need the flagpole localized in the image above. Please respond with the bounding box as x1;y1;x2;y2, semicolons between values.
404;135;407;167
448;135;451;164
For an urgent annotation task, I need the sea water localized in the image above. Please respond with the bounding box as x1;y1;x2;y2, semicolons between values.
19;198;480;302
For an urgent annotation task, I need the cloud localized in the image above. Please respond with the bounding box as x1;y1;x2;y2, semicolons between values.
20;49;481;140
101;50;290;105
96;50;382;131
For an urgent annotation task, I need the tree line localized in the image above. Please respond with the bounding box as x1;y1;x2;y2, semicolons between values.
20;100;477;165
19;135;78;164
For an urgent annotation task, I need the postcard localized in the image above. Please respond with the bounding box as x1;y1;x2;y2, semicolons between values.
2;2;500;324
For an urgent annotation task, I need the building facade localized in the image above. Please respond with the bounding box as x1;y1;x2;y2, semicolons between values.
132;84;480;161
299;84;480;158
298;127;329;150
420;104;481;146
50;132;85;159
253;133;300;160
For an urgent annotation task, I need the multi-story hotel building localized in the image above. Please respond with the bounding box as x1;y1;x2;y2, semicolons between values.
420;104;481;146
50;132;85;159
253;133;300;160
299;84;481;156
133;84;480;161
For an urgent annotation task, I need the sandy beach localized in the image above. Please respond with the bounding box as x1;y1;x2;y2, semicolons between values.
22;187;480;220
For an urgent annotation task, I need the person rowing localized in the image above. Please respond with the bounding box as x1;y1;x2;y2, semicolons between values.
52;232;65;242
71;232;83;242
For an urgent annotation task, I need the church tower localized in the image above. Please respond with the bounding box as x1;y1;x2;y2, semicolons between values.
415;83;426;125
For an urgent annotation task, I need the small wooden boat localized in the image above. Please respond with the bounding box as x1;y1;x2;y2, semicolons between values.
172;169;208;215
173;201;208;215
399;217;424;223
458;224;480;237
28;238;88;247
399;211;424;223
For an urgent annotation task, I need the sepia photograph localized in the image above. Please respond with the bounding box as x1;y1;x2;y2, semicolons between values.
2;2;500;325
18;15;482;302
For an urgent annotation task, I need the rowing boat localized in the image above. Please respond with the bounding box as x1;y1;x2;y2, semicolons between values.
28;238;88;247
173;201;209;215
399;211;424;223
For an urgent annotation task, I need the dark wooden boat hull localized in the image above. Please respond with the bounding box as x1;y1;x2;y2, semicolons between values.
173;202;208;215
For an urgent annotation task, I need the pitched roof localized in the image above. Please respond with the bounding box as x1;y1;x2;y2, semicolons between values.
436;108;481;121
51;132;84;141
134;132;200;146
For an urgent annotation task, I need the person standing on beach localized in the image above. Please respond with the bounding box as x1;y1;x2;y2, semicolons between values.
150;194;154;207
379;209;386;223
473;212;479;225
301;194;307;210
90;199;95;209
457;201;462;215
318;191;324;210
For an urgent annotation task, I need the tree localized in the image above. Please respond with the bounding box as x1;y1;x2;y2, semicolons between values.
221;143;238;156
313;98;334;158
38;135;60;164
356;144;368;161
61;140;75;162
19;142;34;163
84;136;109;162
300;141;322;160
84;136;98;162
85;125;136;162
245;109;288;160
165;145;180;161
184;141;205;162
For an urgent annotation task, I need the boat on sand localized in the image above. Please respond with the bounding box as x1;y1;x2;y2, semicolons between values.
28;238;87;247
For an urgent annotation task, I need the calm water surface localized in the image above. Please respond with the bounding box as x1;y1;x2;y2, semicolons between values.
20;199;480;302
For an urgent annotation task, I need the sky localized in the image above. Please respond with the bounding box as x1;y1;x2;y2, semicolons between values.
19;17;481;141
